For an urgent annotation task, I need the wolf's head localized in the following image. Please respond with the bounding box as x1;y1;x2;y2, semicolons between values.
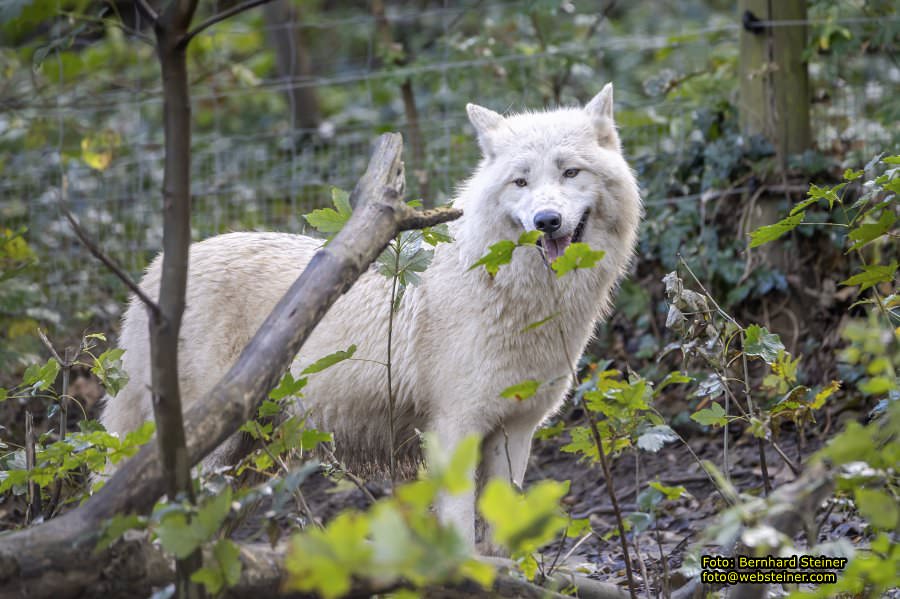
455;84;641;282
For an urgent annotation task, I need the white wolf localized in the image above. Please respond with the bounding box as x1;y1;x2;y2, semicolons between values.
101;83;641;547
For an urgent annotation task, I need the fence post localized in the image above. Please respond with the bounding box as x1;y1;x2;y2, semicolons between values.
738;0;811;166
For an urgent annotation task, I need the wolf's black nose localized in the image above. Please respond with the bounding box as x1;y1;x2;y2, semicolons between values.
534;210;562;233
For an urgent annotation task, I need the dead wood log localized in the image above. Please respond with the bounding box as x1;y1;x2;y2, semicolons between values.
0;133;461;598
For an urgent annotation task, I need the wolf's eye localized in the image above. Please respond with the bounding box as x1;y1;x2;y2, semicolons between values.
563;168;580;178
513;178;528;188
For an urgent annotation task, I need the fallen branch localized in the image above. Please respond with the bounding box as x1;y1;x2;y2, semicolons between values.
0;133;459;597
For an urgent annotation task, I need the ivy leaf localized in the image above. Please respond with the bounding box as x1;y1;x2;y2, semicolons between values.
840;262;898;292
847;211;896;251
691;402;727;427
304;188;352;235
499;380;541;401
301;345;356;375
744;325;785;364
551;243;605;278
749;212;805;247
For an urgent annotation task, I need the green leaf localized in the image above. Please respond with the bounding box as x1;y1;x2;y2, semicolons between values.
648;481;687;501
0;388;7;402
213;539;243;588
848;211;896;251
92;348;129;396
285;511;372;599
478;479;569;556
749;212;805;248
23;358;60;392
195;487;233;540
517;230;542;245
551;243;605;278
96;513;147;552
191;567;225;595
269;371;308;400
843;168;864;181
421;223;453;246
654;371;692;396
858;376;894;396
840;262;898;292
156;512;206;559
744;325;785;364
304;188;352;234
811;380;841;409
469;231;543;276
301;345;356;375
521;313;559;332
442;435;481;495
855;488;898;530
691;403;727;427
458;559;496;588
300;428;333;451
499;380;541;401
469;239;516;276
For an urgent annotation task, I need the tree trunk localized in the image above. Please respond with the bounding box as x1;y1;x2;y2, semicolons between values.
739;0;811;165
263;0;321;131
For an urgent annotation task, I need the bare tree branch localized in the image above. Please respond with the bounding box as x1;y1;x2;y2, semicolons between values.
181;0;276;47
60;201;161;321
134;0;158;24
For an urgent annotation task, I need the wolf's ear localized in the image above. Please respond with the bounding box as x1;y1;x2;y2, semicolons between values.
584;83;620;150
466;103;504;158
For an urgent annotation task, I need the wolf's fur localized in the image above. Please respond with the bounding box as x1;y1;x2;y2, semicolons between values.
101;83;641;546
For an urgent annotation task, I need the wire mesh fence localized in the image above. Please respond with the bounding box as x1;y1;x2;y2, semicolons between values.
2;2;897;332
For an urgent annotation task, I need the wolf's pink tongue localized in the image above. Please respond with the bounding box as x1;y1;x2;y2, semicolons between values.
545;235;572;261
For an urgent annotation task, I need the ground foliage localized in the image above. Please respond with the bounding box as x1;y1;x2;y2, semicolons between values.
0;1;898;598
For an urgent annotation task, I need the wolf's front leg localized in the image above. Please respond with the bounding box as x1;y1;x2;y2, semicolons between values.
476;415;539;554
431;418;484;548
